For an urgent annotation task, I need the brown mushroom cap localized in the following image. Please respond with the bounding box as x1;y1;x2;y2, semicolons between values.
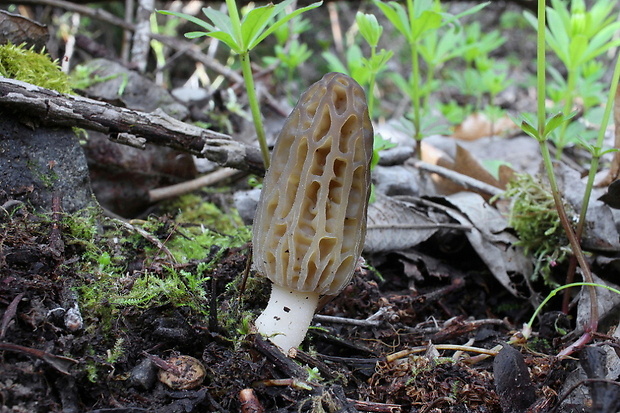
253;72;373;295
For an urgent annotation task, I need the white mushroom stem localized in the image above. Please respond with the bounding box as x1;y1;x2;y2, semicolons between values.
255;284;320;352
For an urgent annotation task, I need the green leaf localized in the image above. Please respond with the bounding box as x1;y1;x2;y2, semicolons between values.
184;31;210;39
546;8;570;65
550;0;571;31
444;2;490;26
322;51;349;75
240;3;279;51
251;1;323;50
389;72;414;101
206;31;241;53
543;112;567;139
364;49;393;73
410;10;442;40
568;33;588;68
373;1;411;42
201;7;234;36
356;12;383;48
157;9;215;32
520;120;539;140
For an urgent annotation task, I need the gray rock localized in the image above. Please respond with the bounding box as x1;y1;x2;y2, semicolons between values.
234;188;261;225
80;58;189;120
0;112;96;213
372;165;420;197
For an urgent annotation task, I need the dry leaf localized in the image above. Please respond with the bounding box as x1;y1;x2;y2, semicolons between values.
443;192;531;296
0;11;49;51
453;112;517;141
364;195;442;253
421;140;504;197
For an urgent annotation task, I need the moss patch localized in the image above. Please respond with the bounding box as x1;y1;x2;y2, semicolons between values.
0;43;72;94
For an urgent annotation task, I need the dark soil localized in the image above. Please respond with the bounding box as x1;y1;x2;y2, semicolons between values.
0;201;584;412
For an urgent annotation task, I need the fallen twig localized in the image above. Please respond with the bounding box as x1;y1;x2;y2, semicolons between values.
0;78;265;174
149;167;242;202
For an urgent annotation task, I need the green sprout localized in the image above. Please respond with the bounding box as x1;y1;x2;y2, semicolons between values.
158;0;323;169
356;12;393;117
264;39;313;104
372;0;489;147
523;0;620;156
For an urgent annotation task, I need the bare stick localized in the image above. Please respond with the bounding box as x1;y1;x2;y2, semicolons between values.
149;168;241;202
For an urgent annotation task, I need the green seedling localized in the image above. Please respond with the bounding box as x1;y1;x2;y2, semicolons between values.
271;13;312;46
371;134;398;170
418;25;469;110
263;39;313;103
524;0;620;157
438;100;472;126
510;0;620;355
445;23;510;124
356;12;393;116
158;0;323;169
527;282;620;331
461;22;506;66
323;44;370;89
372;0;489;144
263;12;313;103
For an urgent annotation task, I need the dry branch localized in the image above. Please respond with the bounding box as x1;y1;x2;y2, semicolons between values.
0;78;265;174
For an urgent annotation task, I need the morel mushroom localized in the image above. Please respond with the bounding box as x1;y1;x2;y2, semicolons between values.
253;72;374;351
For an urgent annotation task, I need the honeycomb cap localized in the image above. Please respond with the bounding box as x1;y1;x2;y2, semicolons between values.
253;72;373;295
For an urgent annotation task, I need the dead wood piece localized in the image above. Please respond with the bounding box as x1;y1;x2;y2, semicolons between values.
148;167;241;202
252;334;307;379
0;293;24;340
239;388;265;413
0;78;265;174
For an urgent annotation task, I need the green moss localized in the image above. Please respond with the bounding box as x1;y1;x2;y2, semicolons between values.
504;173;571;285
0;43;72;94
166;194;244;234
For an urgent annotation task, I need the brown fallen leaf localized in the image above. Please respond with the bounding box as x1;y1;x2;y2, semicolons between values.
0;10;49;51
453;112;517;141
421;140;507;198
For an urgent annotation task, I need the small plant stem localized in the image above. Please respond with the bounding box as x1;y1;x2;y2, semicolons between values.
576;51;620;238
411;40;421;141
535;0;546;137
561;49;620;313
240;53;271;169
223;0;270;169
528;282;620;329
423;63;436;113
406;0;422;147
535;0;598;332
225;0;243;46
555;69;577;158
367;45;377;117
